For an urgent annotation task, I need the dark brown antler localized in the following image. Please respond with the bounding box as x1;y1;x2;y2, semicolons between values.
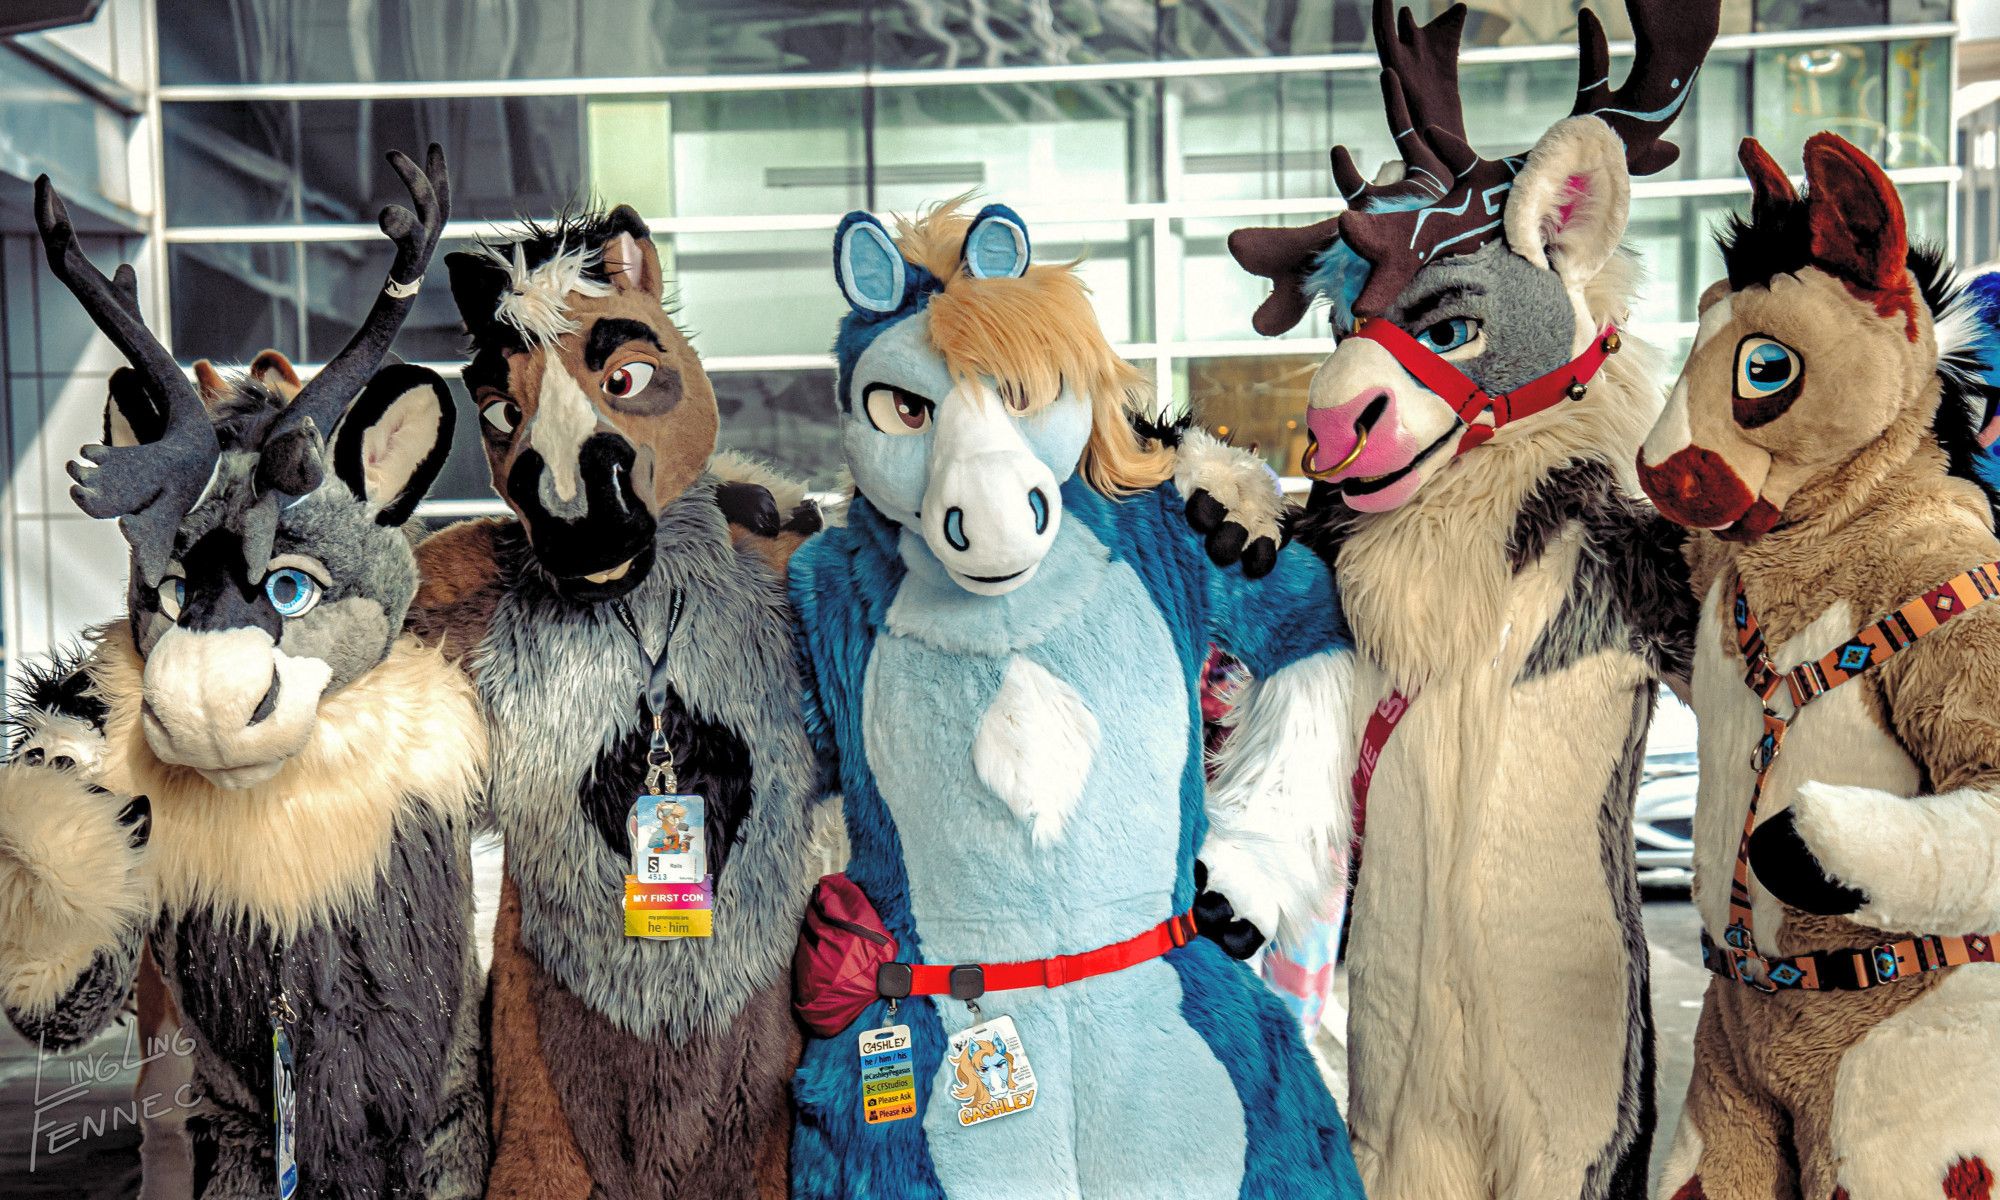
1570;0;1720;177
36;175;219;589
1230;0;1720;334
288;143;450;434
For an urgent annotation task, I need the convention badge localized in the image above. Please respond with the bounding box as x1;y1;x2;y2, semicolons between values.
944;1014;1037;1128
272;1024;299;1198
624;793;713;938
629;794;707;884
856;1022;918;1125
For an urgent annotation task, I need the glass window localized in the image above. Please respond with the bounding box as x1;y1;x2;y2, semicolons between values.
713;369;842;489
158;0;872;85
871;81;1159;210
1181;354;1324;480
1626;194;1738;328
167;243;303;363
1752;0;1948;32
659;91;867;219
668;228;848;359
1175;214;1338;344
873;1;1159;71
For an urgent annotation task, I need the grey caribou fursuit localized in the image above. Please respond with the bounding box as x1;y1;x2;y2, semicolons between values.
1226;2;1716;1196
0;147;492;1199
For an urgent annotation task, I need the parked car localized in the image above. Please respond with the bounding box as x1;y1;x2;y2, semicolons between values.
1636;690;1697;890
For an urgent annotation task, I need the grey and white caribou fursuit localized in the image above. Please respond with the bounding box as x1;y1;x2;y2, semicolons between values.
411;206;822;1200
0;150;490;1199
1227;3;1713;1196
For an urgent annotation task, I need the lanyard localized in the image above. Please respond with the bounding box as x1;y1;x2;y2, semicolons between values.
613;588;687;794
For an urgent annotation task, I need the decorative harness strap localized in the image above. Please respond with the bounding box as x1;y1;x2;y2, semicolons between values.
1348;319;1623;458
1703;562;2000;992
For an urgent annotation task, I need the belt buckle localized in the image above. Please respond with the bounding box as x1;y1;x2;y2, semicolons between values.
948;964;986;1001
1731;949;1779;994
875;962;913;999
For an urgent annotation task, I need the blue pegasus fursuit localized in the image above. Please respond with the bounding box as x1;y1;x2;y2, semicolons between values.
789;199;1368;1200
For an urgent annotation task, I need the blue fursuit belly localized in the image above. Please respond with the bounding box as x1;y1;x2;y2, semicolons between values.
789;483;1363;1200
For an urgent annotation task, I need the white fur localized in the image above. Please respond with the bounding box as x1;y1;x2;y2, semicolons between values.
1652;1119;1705;1200
355;384;443;516
1172;428;1286;547
973;655;1100;847
481;240;611;345
0;765;152;1016
138;626;335;789
1793;780;2000;935
1689;586;1921;953
94;627;485;935
1200;649;1355;942
12;707;108;780
921;382;1063;596
1504;117;1633;282
1641;297;1734;471
1827;962;2000;1196
532;354;602;505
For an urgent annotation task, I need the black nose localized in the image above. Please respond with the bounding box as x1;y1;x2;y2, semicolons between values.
507;435;657;580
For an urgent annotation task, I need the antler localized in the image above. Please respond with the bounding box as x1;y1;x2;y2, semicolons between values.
1569;0;1720;176
36;176;219;589
287;143;450;434
1230;0;1720;334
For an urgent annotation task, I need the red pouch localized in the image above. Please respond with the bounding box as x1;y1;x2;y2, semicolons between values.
793;873;899;1037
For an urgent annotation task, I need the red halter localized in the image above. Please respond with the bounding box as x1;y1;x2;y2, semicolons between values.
1346;318;1624;459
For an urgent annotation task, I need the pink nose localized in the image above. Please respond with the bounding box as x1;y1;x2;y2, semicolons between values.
1305;389;1392;479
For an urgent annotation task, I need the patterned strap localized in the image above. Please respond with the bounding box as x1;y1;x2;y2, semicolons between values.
1711;561;2000;991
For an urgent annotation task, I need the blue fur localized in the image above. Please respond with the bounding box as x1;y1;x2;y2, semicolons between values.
1966;272;2000;492
789;484;1360;1200
962;204;1030;278
1305;191;1434;332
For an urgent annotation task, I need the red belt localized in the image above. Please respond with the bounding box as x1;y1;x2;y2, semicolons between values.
876;911;1199;1001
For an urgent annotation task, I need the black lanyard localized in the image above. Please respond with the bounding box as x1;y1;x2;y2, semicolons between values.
612;588;686;793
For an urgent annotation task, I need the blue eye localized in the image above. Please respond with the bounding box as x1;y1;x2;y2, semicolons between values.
264;568;322;618
1413;316;1479;354
158;576;187;622
1736;337;1801;397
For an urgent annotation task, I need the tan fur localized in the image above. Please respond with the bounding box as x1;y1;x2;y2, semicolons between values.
475;274;718;517
1659;155;2000;1193
411;518;510;665
892;200;1175;495
0;764;151;1015
484;872;593;1200
250;350;304;400
90;625;486;936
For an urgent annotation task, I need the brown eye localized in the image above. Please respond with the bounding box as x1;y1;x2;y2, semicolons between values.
481;399;522;435
605;362;656;399
864;385;934;435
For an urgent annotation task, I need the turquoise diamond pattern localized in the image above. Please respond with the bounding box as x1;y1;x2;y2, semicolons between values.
1838;642;1871;671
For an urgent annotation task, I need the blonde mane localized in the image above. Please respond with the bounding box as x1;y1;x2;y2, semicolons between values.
892;200;1175;495
948;1038;1004;1106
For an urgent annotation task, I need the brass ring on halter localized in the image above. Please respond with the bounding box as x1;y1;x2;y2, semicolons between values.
1301;425;1368;481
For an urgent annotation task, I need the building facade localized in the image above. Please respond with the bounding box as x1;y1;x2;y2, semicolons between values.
0;0;1963;697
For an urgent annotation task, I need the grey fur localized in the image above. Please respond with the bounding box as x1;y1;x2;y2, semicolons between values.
1379;241;1578;397
474;472;819;1043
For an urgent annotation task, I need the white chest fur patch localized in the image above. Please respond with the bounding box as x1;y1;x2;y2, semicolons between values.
973;655;1100;847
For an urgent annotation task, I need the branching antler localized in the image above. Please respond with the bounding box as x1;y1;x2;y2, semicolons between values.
288;143;450;435
1230;0;1720;334
36;176;218;589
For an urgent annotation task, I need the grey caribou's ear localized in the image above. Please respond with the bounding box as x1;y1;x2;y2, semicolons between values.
330;363;456;526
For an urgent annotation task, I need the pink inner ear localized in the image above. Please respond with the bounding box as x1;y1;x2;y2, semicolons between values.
1556;173;1592;228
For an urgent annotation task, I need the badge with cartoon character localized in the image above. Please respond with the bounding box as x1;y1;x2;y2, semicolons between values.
629;794;706;884
946;1015;1037;1128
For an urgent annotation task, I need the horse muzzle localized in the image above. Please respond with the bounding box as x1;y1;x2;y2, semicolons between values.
508;434;658;599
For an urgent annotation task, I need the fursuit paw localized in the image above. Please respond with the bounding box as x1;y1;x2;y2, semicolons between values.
1761;781;2000;934
1749;801;1867;918
0;765;151;1016
1192;859;1268;960
716;480;782;537
1173;428;1290;578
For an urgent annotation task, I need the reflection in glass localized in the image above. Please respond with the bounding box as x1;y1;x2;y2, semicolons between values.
1177;215;1338;343
1183;354;1324;479
714;370;842;489
1747;39;1952;174
167;244;302;364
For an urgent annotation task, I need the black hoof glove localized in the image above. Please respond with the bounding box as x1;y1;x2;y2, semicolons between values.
1192;859;1267;960
1748;808;1866;916
117;795;152;849
1185;489;1281;579
783;499;825;536
715;481;780;537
